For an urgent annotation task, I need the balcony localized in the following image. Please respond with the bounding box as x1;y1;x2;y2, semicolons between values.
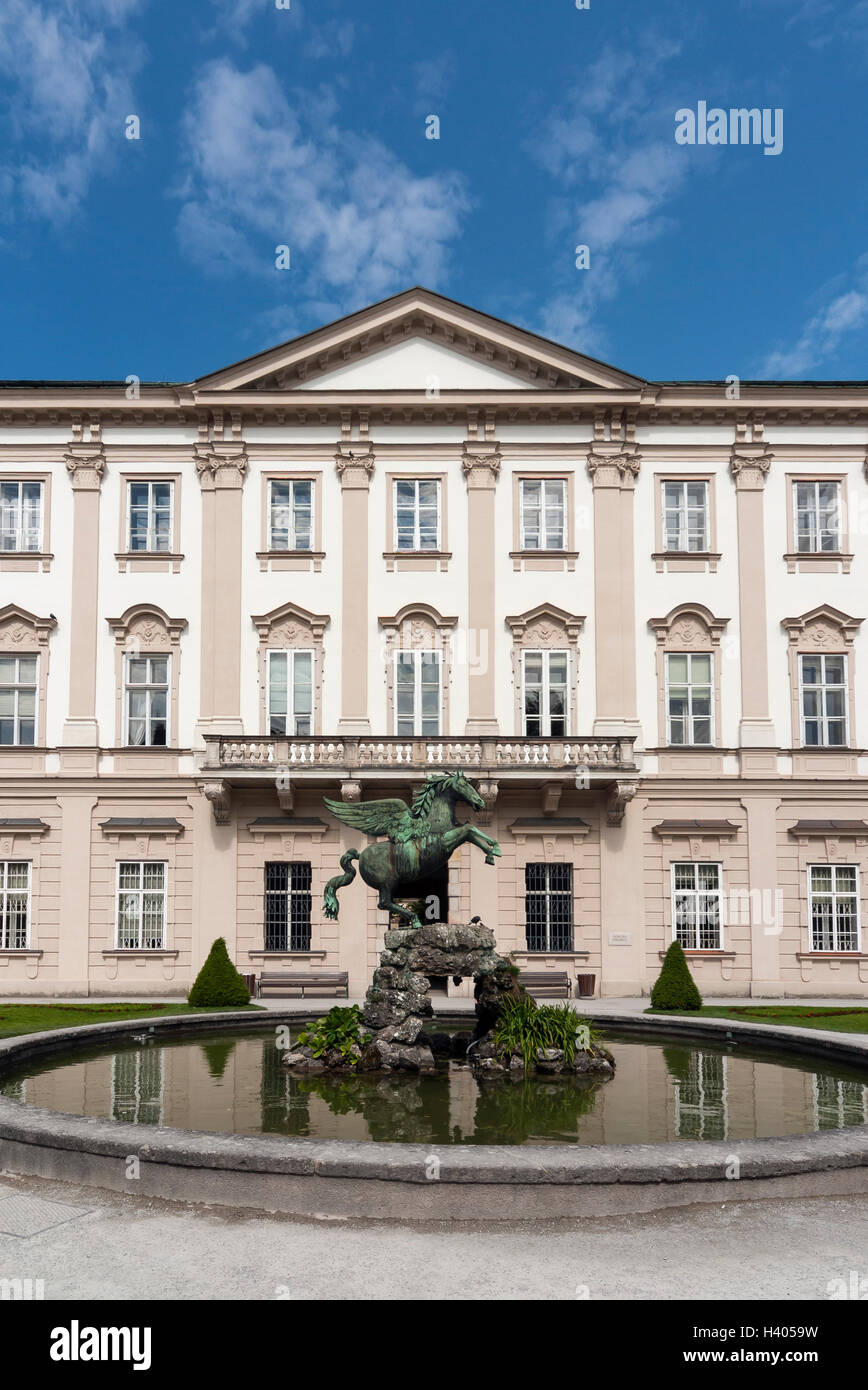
200;733;636;775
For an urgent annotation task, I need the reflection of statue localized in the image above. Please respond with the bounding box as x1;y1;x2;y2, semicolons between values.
323;771;500;927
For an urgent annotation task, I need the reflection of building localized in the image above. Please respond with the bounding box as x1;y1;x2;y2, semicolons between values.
812;1074;868;1130
111;1048;164;1125
3;287;868;998
672;1051;729;1141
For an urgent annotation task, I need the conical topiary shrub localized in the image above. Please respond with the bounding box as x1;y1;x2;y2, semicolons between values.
650;940;703;1011
188;937;250;1008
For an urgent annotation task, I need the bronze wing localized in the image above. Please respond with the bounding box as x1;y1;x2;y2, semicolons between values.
322;796;413;841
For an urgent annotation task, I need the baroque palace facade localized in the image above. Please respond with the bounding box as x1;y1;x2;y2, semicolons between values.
1;287;867;999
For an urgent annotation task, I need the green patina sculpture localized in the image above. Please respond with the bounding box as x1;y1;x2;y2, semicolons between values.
323;770;500;927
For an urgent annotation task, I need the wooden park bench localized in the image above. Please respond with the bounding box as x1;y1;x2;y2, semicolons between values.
257;971;349;999
518;970;572;999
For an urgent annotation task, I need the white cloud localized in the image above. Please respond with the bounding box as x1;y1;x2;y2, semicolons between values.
175;60;470;317
0;0;145;223
758;255;868;377
525;37;704;351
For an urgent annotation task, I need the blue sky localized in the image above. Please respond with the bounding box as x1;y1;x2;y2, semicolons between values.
0;0;866;382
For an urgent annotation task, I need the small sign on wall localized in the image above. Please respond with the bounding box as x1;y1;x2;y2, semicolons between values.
609;932;631;946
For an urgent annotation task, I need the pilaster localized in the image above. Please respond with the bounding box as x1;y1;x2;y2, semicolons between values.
195;444;247;739
62;446;105;752
730;448;776;747
462;445;500;736
335;445;374;735
587;449;642;740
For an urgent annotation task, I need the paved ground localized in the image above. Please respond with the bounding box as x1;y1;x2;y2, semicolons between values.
0;1170;864;1300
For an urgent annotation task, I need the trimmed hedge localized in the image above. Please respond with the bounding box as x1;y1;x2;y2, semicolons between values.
650;940;703;1011
188;937;250;1008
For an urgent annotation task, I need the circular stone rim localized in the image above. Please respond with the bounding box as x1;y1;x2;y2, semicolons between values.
1;1008;867;1215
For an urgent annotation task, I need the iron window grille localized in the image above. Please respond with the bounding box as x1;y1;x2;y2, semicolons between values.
524;862;573;952
808;864;859;952
264;862;312;951
0;861;30;949
672;862;723;950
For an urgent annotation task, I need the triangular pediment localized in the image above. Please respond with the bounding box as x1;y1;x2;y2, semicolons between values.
193;288;645;394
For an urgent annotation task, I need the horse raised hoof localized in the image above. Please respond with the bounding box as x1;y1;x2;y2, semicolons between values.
485;853;495;865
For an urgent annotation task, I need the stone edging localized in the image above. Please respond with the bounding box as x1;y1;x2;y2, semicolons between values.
0;1009;866;1220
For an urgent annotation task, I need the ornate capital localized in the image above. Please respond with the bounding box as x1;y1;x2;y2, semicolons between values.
586;451;641;488
607;779;638;827
730;448;773;490
476;778;499;826
64;451;105;491
335;446;375;488
194;446;248;490
461;444;501;489
202;780;232;825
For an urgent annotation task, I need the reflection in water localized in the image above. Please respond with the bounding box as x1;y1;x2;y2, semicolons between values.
111;1048;164;1125
2;1029;868;1146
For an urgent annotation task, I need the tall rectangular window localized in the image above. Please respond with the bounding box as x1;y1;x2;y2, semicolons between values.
125;655;169;746
0;656;37;746
672;862;723;950
269;479;312;551
394;479;440;551
0;481;42;552
809;865;859;952
127;481;172;552
520;479;566;549
525;863;573;952
116;862;166;949
0;861;30;949
522;650;568;736
662;480;708;552
795;480;841;553
267;650;313;736
264;862;312;950
395;650;441;736
800;653;847;746
665;653;712;745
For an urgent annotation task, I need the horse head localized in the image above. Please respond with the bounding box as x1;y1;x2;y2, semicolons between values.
442;769;487;813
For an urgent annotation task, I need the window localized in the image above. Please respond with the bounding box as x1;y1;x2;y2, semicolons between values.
124;655;169;746
662;480;708;552
672;862;723;949
395;650;441;736
520;479;566;549
800;653;847;746
394;479;440;551
525;863;573;952
0;481;42;552
115;862;166;949
267;650;313;736
0;861;30;949
808;865;859;952
127;481;172;553
264;862;312;950
522;650;568;736
269;479;312;551
0;656;37;746
665;653;712;745
795;480;841;553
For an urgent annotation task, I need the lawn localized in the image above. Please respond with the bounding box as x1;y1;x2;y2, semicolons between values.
0;1001;263;1040
646;1004;868;1034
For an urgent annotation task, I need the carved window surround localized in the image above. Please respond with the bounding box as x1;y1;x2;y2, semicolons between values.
383;470;451;571
0;471;53;571
257;468;324;572
506;603;585;737
781;604;863;754
0;603;56;748
106;604;187;748
378;602;458;735
648;603;729;751
252;601;330;736
652;472;721;573
115;471;183;573
783;471;853;574
510;470;578;572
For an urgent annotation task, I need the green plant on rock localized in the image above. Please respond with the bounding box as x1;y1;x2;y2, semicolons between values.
187;938;250;1008
651;940;703;1011
297;1005;372;1068
492;996;595;1070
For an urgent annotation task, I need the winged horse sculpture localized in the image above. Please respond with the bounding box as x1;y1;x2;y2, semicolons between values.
322;770;501;927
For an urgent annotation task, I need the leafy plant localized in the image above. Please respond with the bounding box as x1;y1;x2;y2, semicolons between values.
297;1005;372;1068
650;941;703;1011
492;996;595;1070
